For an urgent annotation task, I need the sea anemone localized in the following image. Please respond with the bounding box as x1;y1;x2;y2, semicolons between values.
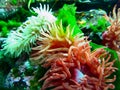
102;5;120;52
2;4;56;57
30;21;82;64
32;4;56;23
39;37;117;90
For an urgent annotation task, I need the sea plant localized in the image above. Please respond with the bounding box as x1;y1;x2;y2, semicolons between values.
2;4;56;57
89;17;109;33
76;9;109;45
88;17;109;44
0;20;21;37
57;4;83;36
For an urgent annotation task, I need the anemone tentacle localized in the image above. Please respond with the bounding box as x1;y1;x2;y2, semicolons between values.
39;37;117;90
30;22;83;64
2;3;56;57
102;5;120;52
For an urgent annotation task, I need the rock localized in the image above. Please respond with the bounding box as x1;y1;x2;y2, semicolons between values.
4;60;35;89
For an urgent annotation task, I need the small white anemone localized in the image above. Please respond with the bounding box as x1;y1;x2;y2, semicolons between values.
32;4;56;23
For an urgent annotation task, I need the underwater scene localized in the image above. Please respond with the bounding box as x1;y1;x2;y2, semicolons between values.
0;0;120;90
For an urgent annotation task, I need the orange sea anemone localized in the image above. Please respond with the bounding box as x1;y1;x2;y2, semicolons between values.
102;5;120;52
39;37;117;90
30;22;82;64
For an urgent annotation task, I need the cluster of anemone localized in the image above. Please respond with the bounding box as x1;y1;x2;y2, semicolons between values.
2;3;117;90
30;21;117;90
102;5;120;52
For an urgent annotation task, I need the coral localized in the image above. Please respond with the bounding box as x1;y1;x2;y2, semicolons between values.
2;4;56;57
102;5;120;52
39;36;117;90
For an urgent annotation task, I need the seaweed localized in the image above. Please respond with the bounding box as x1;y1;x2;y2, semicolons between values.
57;4;83;36
0;20;21;37
30;66;48;90
89;17;109;33
76;9;110;45
0;7;33;37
